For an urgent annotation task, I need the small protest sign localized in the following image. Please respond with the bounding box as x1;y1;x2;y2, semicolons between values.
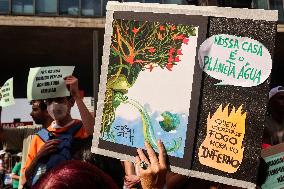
0;78;15;107
198;34;272;87
261;143;284;189
27;66;75;100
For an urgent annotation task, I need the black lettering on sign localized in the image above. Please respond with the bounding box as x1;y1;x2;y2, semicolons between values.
277;175;284;183
200;146;240;168
268;166;284;176
53;69;60;73
209;140;227;150
50;81;60;86
40;88;56;94
44;82;50;86
37;83;44;87
41;70;47;74
267;157;284;167
208;130;238;145
214;119;237;130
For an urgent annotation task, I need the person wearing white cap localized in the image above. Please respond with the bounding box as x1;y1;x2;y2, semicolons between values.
263;86;284;145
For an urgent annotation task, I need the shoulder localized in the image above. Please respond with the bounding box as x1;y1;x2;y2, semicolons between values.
72;120;88;139
31;134;43;144
16;162;21;167
73;119;83;126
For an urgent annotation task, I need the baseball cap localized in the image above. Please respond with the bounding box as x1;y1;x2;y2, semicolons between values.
269;86;284;99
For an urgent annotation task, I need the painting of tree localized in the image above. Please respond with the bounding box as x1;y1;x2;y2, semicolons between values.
101;18;196;153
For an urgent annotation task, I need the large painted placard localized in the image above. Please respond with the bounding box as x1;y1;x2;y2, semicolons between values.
92;2;278;189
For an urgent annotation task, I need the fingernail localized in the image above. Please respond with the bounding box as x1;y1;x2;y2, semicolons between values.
158;139;161;143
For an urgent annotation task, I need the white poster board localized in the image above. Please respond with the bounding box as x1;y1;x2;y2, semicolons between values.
27;66;75;100
0;78;15;107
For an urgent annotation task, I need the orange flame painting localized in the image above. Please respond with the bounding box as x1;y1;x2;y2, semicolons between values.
198;104;247;173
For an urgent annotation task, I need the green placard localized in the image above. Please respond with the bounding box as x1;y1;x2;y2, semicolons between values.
262;151;284;189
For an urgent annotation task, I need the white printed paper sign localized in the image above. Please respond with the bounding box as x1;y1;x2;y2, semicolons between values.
0;78;15;107
198;34;272;87
27;66;75;100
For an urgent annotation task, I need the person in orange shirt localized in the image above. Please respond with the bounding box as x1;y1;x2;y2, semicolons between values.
22;75;94;187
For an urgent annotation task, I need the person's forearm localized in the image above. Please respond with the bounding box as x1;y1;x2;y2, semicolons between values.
75;97;95;136
11;174;20;180
20;173;27;187
124;161;136;175
25;156;40;180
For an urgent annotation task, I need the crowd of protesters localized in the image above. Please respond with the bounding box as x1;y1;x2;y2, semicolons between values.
0;70;282;189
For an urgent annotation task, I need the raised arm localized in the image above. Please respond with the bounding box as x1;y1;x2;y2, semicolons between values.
64;75;95;136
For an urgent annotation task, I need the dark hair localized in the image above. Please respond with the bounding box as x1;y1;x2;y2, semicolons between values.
14;156;21;162
30;100;47;111
33;160;120;189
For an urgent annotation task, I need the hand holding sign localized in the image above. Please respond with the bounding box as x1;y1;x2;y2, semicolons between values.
64;75;81;100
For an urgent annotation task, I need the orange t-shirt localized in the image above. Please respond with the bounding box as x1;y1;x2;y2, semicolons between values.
22;119;88;174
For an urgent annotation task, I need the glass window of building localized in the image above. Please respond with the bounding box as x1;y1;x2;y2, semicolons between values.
269;0;284;23
163;0;187;5
36;0;57;15
82;0;102;16
12;0;34;14
123;0;141;2
0;0;9;13
103;0;107;16
216;0;252;8
252;0;284;23
144;0;162;3
60;0;79;16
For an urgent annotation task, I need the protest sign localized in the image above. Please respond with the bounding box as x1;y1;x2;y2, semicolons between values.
92;2;278;188
27;66;74;100
261;143;284;189
0;78;15;107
